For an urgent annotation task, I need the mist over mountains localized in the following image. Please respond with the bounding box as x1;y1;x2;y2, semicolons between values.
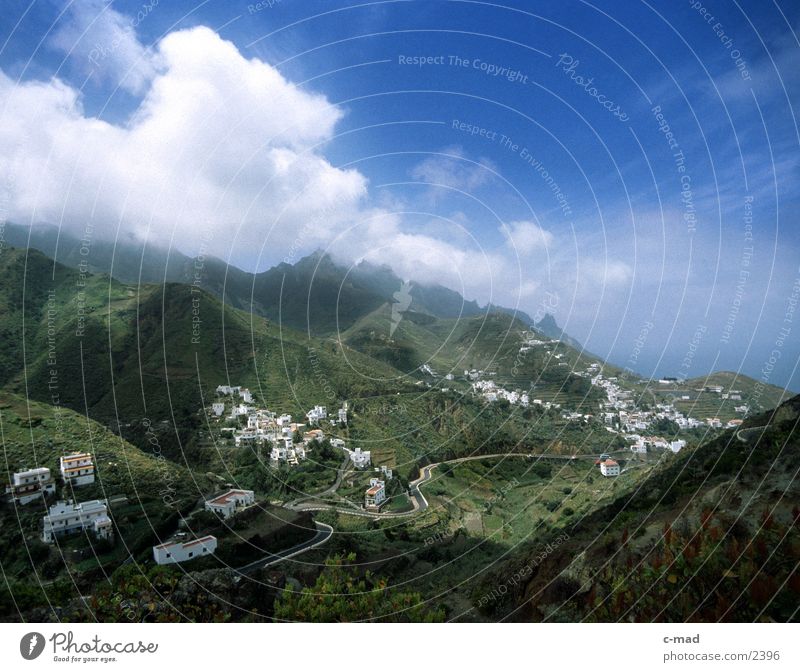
1;222;577;342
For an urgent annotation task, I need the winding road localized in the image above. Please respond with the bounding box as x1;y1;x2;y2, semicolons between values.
236;521;334;574
287;451;598;519
236;451;604;570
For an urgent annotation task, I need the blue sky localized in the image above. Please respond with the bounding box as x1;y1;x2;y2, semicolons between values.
1;0;798;391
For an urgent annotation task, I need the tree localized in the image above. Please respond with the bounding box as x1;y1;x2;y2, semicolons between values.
274;553;445;622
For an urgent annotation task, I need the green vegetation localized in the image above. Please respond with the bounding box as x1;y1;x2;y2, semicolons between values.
0;244;796;623
274;553;445;622
0;392;196;618
476;394;800;622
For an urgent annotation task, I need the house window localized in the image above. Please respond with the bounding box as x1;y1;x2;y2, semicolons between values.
166;553;171;558
188;552;194;557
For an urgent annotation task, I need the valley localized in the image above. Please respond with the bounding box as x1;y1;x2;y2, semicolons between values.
0;243;795;622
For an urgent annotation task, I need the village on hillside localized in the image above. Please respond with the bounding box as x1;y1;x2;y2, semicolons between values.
3;325;758;571
457;329;750;458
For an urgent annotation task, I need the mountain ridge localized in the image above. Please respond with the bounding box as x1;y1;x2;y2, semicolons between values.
0;223;565;341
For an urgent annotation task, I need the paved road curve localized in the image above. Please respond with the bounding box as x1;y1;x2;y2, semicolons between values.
236;521;334;575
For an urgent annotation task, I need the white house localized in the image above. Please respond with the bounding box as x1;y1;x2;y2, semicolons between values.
270;436;305;466
230;404;251;417
211;403;225;417
670;440;687;453
306;405;327;424
379;465;393;479
42;499;112;543
234;431;258;447
338;407;348;424
350;447;371;469
205;489;255;519
600;459;620;477
153;535;217;565
303;429;325;443
270;442;288;462
5;467;56;505
60;453;95;486
240;388;253;403
276;414;292;426
364;478;386;510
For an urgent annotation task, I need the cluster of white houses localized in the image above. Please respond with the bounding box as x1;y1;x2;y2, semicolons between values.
593;372;753;454
496;329;753;458
472;379;531;406
5;453;96;506
628;436;687;454
5;454;126;548
210;385;348;468
3;453;107;544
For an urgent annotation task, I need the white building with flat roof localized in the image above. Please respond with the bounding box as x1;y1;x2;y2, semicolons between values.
306;405;327;424
153;535;217;565
211;402;225;417
670;440;687;453
42;499;112;543
5;467;56;505
205;489;255;519
350;448;371;469
60;453;95;486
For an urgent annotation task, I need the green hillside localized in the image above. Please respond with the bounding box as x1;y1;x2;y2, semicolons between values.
0;247;419;462
641;371;789;423
0;391;196;618
1;244;795;623
2;225;538;333
476;393;800;622
343;306;607;408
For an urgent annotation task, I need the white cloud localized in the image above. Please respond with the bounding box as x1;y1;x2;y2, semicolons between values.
500;220;554;254
1;25;366;260
51;0;156;95
410;147;497;192
2;15;633;331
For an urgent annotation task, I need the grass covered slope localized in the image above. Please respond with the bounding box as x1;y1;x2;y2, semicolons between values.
0;247;419;462
477;394;800;622
0;391;197;619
